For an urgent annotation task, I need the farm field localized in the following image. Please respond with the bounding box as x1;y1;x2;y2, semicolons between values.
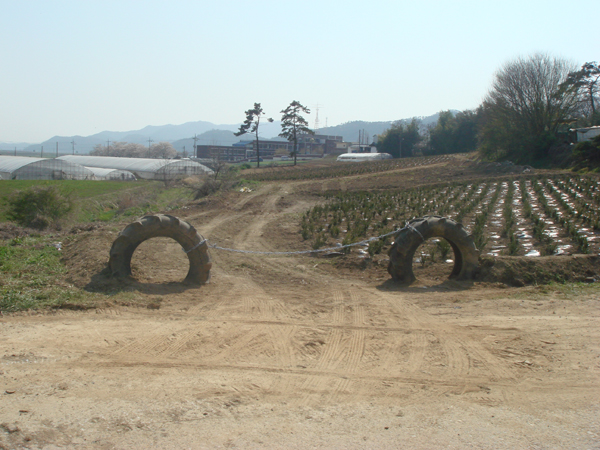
1;155;599;449
301;173;600;262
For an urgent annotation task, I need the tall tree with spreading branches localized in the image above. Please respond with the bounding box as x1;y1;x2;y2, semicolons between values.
479;53;578;163
235;102;273;168
561;61;600;124
279;101;313;165
376;118;422;158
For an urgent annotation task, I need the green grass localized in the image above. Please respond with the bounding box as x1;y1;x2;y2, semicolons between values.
0;180;196;224
0;236;99;312
0;180;148;222
0;179;143;200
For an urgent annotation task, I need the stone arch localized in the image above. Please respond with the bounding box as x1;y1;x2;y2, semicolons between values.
109;214;211;284
387;216;479;284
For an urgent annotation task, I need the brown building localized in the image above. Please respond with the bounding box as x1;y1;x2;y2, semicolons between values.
297;134;344;155
195;145;247;162
196;135;346;161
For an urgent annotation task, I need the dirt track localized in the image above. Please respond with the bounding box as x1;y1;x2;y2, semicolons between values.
1;172;600;449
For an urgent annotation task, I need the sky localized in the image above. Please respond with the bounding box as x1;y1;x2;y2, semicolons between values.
1;0;598;143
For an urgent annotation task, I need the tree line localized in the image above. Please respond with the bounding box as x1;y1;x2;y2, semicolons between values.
90;141;177;159
376;54;599;166
89;55;598;168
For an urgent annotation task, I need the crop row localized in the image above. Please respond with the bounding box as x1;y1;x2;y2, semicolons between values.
243;155;454;182
299;174;600;258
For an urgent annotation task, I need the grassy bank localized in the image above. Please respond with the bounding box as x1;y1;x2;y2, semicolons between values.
0;235;98;312
0;180;195;224
0;179;199;312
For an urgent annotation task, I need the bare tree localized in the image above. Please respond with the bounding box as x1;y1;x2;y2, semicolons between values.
206;149;227;180
479;53;579;163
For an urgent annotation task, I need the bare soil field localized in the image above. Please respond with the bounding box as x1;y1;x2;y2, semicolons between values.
1;160;599;449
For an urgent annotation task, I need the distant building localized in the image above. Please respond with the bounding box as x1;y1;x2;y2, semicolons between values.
195;144;247;162
348;144;377;153
297;134;344;155
336;153;393;162
570;126;600;143
196;134;347;161
196;140;291;161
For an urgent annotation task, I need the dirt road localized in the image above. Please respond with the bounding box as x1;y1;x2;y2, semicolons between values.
1;180;599;449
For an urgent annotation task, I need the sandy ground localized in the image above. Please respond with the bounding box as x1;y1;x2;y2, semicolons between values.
1;172;600;449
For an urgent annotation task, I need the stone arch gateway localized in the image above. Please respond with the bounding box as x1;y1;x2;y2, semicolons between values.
387;216;479;284
109;214;211;284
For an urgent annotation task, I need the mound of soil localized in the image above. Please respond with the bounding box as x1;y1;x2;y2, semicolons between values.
315;252;600;287
0;223;41;240
477;254;600;286
476;161;534;175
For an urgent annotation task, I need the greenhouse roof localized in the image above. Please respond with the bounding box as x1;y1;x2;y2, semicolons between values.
0;156;47;173
84;166;135;178
0;155;95;173
57;155;212;173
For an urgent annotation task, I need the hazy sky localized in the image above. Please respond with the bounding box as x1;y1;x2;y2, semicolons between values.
1;0;598;143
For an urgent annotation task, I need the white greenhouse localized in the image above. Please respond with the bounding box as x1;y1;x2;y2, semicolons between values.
0;156;95;180
84;166;137;181
58;155;213;180
336;153;393;162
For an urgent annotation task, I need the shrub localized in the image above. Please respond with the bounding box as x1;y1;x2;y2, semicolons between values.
572;134;600;167
436;239;452;260
5;186;73;229
193;178;223;199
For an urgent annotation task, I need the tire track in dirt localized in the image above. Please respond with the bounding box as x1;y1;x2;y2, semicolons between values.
348;291;366;368
202;278;297;382
352;285;430;380
112;324;178;357
406;332;428;375
370;287;515;384
152;327;201;357
215;277;300;397
297;287;366;406
201;326;267;365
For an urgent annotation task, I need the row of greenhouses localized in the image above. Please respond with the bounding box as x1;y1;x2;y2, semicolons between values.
0;155;213;181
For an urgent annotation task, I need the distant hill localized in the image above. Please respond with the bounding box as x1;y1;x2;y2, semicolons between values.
172;130;240;155
16;112;454;155
20;120;286;155
0;142;33;152
316;112;453;143
316;121;394;142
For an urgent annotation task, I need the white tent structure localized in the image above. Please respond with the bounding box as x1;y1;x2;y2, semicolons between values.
58;155;213;180
84;167;136;181
0;156;95;180
336;153;393;162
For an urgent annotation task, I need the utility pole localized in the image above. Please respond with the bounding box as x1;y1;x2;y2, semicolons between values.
41;146;43;158
56;142;58;157
14;147;16;156
106;139;111;151
71;140;76;155
183;145;187;158
147;138;154;149
192;134;199;158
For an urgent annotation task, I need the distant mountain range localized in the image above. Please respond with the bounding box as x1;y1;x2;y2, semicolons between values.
2;112;450;156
